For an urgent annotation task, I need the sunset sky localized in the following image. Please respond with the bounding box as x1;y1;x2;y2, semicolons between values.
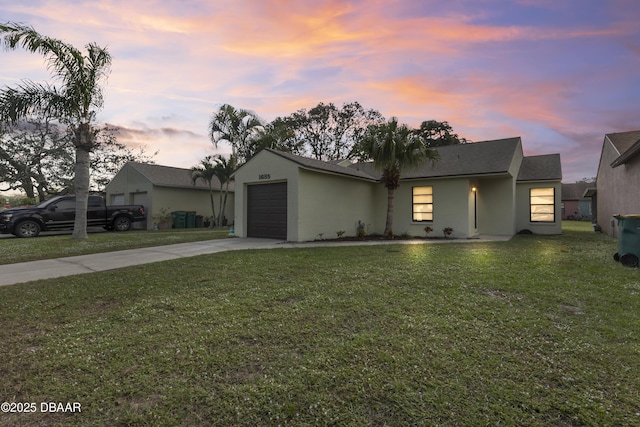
1;0;639;182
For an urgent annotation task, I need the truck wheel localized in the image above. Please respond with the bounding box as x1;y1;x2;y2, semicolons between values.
113;216;131;232
15;220;41;238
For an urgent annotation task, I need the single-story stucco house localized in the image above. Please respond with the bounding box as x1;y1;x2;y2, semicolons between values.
232;137;562;241
588;130;640;237
106;162;234;230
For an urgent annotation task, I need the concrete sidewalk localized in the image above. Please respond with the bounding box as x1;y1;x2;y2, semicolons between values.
0;235;510;287
0;238;284;287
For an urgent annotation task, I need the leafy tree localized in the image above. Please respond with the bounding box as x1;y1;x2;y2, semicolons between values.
413;120;468;147
251;117;305;156
360;117;439;236
209;104;263;163
279;101;385;161
191;156;218;228
0;118;154;200
0;22;112;239
0;116;69;200
90;126;156;191
577;177;596;183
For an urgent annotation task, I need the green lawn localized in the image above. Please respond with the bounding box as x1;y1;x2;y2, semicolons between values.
0;222;638;426
0;228;231;265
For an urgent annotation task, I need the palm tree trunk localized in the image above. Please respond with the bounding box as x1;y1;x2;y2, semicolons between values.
220;182;230;227
72;145;91;239
208;183;216;229
384;187;395;236
217;189;224;228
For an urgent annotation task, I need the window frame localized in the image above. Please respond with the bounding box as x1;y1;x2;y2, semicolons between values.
529;187;556;223
412;185;433;222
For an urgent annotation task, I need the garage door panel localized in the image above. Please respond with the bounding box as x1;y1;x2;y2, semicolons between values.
247;182;287;239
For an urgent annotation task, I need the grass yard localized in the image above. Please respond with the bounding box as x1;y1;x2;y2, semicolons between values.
0;222;638;426
0;228;231;265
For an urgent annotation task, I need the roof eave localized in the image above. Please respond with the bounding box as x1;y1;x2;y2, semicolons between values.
517;178;561;183
611;139;640;167
401;171;511;181
298;165;379;182
265;149;378;181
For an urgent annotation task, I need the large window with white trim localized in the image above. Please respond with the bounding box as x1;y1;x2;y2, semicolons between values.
412;186;433;222
530;187;555;222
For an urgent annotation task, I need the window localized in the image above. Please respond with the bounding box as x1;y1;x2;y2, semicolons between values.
413;186;433;221
53;199;75;211
530;188;555;222
88;196;103;208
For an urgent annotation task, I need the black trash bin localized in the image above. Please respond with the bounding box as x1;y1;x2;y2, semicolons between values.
613;214;640;267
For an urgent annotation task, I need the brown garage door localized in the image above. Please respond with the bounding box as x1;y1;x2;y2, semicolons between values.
247;182;287;239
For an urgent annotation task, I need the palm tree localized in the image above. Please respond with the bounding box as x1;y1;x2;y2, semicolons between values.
360;117;438;236
209;104;263;163
0;22;111;239
212;154;237;227
191;156;218;228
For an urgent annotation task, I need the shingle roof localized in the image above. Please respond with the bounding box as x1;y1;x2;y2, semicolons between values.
260;137;561;182
406;137;521;179
561;182;594;200
517;154;562;181
607;130;640;154
127;162;232;191
349;137;523;179
606;130;640;167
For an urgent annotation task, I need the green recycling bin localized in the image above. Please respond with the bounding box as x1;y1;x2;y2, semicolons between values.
613;214;640;267
172;211;186;229
186;211;196;228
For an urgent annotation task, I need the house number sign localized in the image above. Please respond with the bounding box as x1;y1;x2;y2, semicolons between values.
258;174;271;180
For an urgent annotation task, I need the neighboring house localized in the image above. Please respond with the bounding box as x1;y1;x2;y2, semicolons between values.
561;182;594;220
590;130;640;237
106;162;234;230
233;137;562;242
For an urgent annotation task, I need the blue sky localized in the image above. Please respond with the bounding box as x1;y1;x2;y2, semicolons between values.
1;0;639;182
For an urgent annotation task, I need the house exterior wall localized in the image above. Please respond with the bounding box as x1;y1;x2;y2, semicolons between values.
471;137;523;236
233;143;560;241
578;200;592;219
377;178;473;239
596;140;640;237
105;164;154;228
515;181;562;234
233;150;300;240
477;177;517;236
106;163;233;230
562;200;580;220
152;186;234;226
297;169;377;241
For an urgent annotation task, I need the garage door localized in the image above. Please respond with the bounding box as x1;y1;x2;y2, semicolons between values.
247;182;287;239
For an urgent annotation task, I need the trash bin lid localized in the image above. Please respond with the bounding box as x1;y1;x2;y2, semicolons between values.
614;214;640;218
